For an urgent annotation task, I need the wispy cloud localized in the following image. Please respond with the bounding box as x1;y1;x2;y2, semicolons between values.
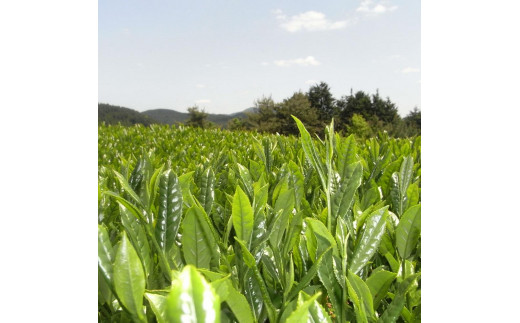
274;9;354;32
356;0;397;15
195;99;211;104
274;56;321;67
195;84;206;88
260;62;270;66
401;67;420;74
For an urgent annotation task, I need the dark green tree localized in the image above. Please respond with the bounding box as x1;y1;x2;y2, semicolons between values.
247;96;281;133
186;106;209;128
275;91;321;135
308;82;336;123
337;90;372;127
403;107;421;135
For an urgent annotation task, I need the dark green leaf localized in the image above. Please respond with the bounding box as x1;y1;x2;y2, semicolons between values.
155;170;183;255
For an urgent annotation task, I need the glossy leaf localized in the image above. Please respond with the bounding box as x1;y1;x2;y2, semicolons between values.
144;293;167;323
349;206;388;275
113;232;146;322
293;116;327;189
332;162;363;227
378;273;420;323
396;204;421;260
155;169;183;254
181;206;216;269
236;239;277;322
98;224;114;284
271;187;295;248
198;168;215;215
317;249;343;323
347;270;375;320
366;269;397;310
286;291;331;323
232;185;254;249
119;203;152;279
288;246;332;301
166;265;220;323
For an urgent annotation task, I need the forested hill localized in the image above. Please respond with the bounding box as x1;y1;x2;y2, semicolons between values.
98;103;251;126
142;109;250;126
98;103;157;126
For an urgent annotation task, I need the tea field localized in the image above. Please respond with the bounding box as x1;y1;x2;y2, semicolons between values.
98;118;421;322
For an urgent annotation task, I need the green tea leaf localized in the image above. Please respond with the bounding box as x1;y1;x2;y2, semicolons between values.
232;185;254;249
349;206;388;275
198;168;215;215
347;270;375;320
166;265;220;323
366;269;397;310
181;206;216;269
98;224;114;284
144;293;167;323
155;170;183;255
396;204;421;260
113;232;146;322
378;273;420;323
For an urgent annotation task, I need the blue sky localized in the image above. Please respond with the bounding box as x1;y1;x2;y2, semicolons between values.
99;0;420;116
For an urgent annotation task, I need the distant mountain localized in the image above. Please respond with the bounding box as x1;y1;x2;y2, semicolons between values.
98;103;253;127
142;108;253;126
98;103;157;126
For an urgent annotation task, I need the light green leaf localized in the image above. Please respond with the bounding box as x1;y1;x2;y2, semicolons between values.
232;185;254;249
347;270;375;321
166;265;220;323
181;206;216;269
98;224;114;284
113;232;146;322
144;293;167;323
349;206;388;275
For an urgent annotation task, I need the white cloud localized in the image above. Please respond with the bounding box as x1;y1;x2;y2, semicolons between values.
274;10;353;32
305;80;318;85
195;99;211;104
261;62;270;66
195;84;206;88
274;56;321;67
401;67;420;74
356;0;397;15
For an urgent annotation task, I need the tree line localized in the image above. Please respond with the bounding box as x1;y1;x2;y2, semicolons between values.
188;82;420;138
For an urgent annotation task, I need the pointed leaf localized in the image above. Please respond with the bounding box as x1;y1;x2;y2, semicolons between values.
113;232;146;322
155;170;183;254
166;265;220;323
396;204;421;260
144;293;167;323
98;224;114;284
232;185;254;249
181;206;216;269
349;206;388;275
347;270;375;320
366;270;397;310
